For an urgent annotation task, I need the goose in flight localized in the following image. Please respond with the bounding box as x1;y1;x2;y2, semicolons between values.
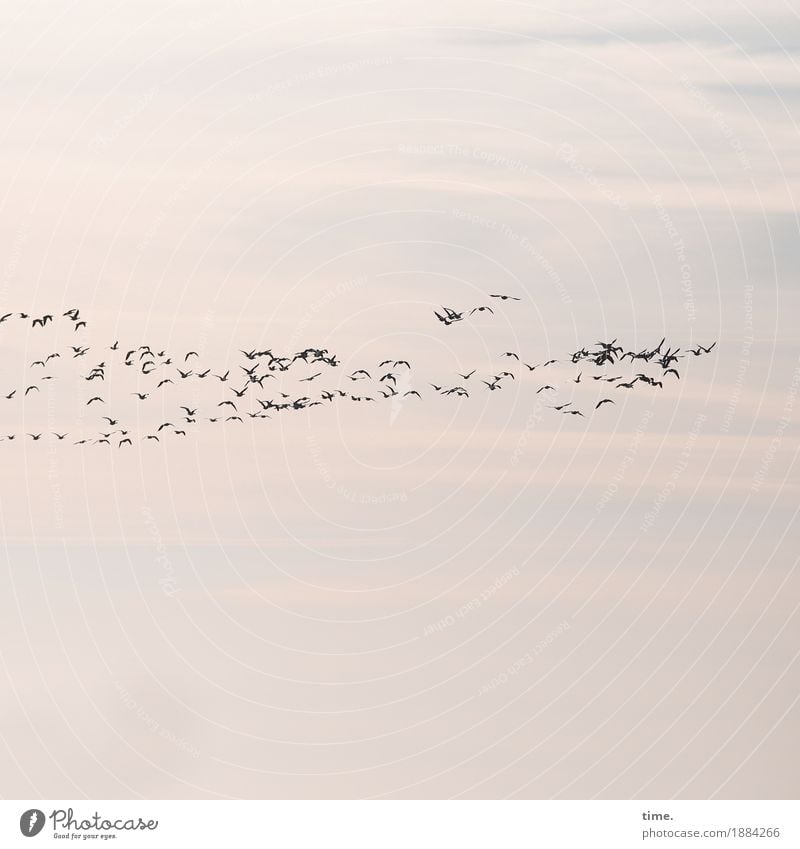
689;341;717;356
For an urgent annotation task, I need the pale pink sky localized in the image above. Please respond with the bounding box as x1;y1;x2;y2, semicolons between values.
0;0;798;799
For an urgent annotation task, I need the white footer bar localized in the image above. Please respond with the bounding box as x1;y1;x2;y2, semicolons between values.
4;800;797;848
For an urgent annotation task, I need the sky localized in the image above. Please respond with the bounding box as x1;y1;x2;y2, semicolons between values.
0;0;798;799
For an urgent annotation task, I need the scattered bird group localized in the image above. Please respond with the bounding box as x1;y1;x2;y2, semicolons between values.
0;306;717;447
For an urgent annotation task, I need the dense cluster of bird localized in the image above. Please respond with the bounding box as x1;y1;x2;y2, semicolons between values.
0;307;717;447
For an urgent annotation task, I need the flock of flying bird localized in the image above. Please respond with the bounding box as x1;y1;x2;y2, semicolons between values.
0;304;716;447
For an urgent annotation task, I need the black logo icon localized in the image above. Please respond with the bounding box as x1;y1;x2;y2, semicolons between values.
19;809;46;837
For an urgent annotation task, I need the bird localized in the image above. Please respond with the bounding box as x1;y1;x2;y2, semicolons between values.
489;294;521;301
689;341;717;356
0;315;715;447
434;306;464;326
